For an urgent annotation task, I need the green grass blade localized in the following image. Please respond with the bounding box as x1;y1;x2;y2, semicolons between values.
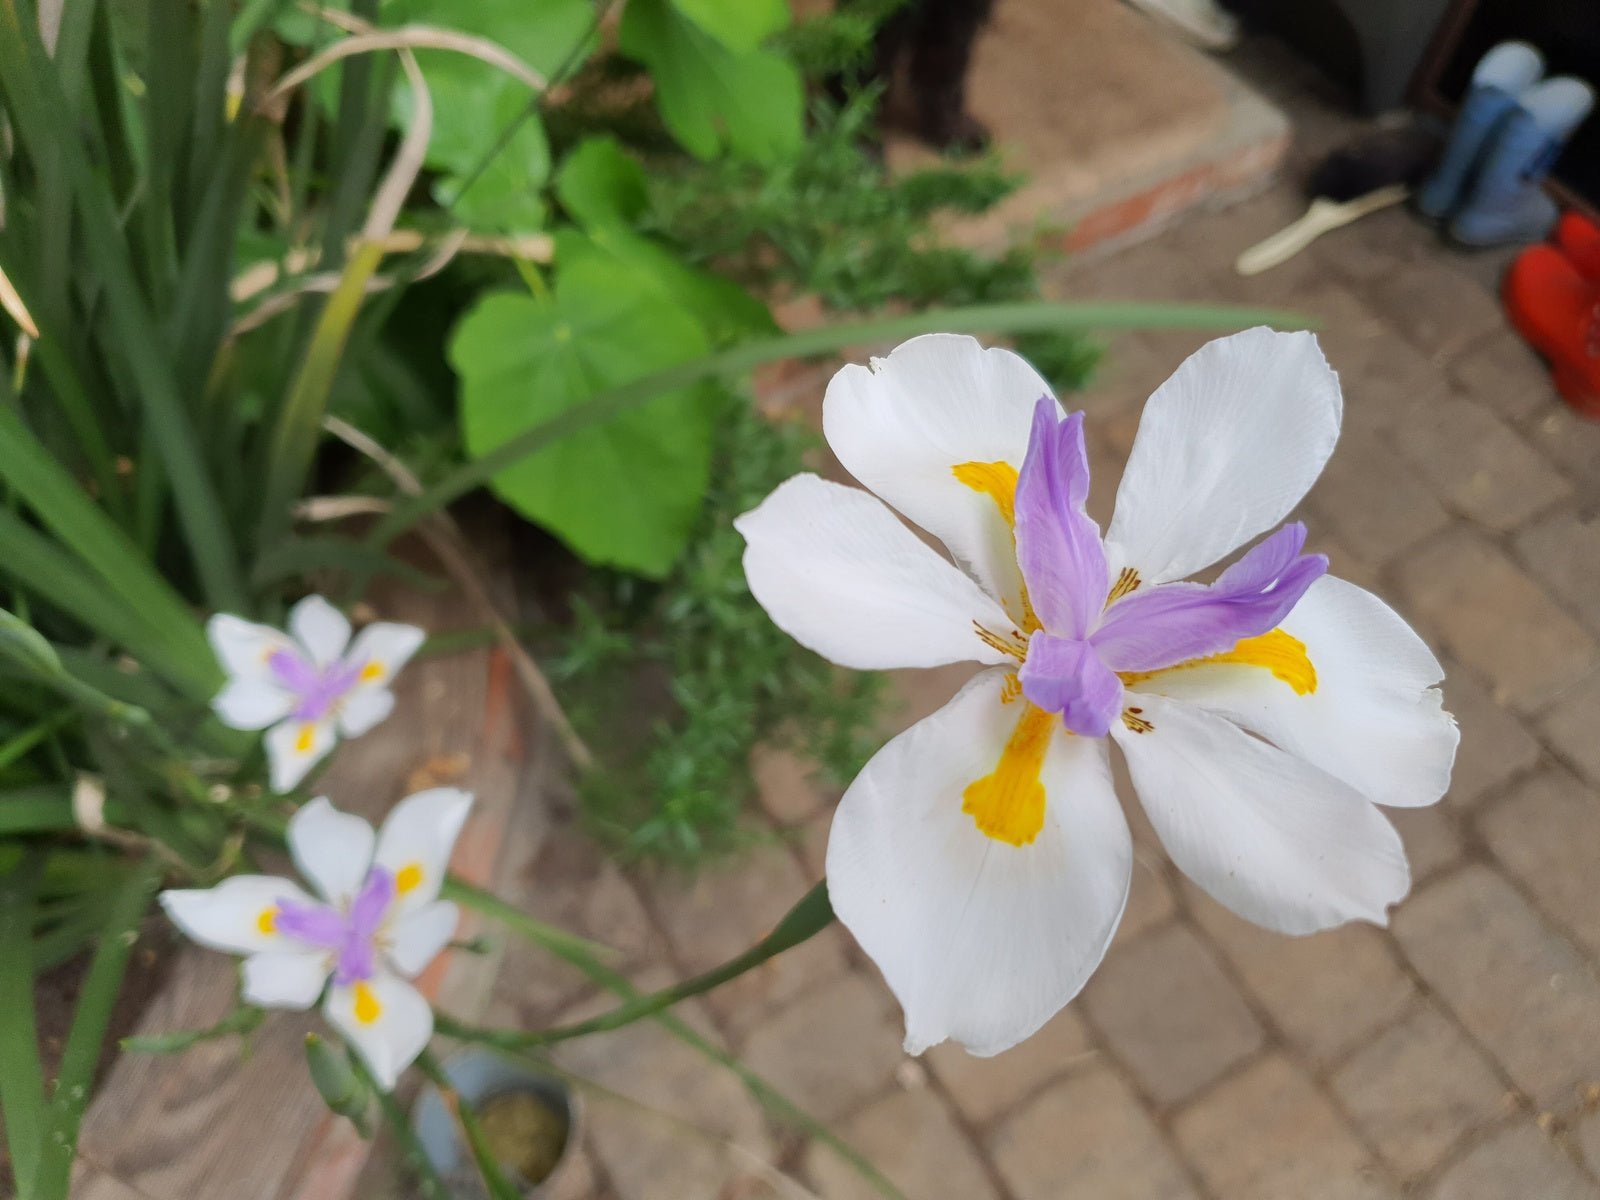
445;878;905;1199
0;6;244;608
0;784;76;835
256;241;386;551
0;859;47;1197
0;404;212;664
373;299;1310;546
0;509;217;701
28;857;160;1200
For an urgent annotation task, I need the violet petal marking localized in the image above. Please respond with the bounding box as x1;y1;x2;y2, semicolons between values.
1014;400;1107;638
1089;523;1327;673
1018;631;1124;738
273;898;347;949
271;648;363;722
333;867;396;986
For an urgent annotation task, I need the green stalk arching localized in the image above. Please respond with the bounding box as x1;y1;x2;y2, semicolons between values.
371;300;1310;548
437;880;835;1051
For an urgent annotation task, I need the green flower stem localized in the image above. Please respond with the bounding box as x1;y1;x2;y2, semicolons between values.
437;880;834;1050
414;1050;522;1200
369;300;1311;548
355;1054;452;1200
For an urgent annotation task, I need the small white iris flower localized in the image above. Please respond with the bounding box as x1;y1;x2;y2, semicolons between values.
736;329;1459;1058
161;789;472;1089
208;595;424;793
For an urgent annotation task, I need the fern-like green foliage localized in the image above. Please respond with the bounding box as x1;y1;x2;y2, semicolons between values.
547;391;886;864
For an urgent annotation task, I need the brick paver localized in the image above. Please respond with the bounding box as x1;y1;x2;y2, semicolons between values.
515;32;1600;1200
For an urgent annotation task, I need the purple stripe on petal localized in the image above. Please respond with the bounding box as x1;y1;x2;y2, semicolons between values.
1019;632;1124;738
1089;522;1327;673
274;898;346;949
1014;399;1108;638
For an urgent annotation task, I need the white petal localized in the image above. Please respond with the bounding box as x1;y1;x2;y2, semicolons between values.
159;875;319;956
735;473;1017;671
344;622;425;685
384;901;459;978
324;970;433;1091
1134;576;1458;808
289;595;351;667
288;796;376;905
207;613;292;682
372;788;472;916
242;950;331;1010
827;669;1132;1057
265;717;339;795
1112;692;1409;935
823;333;1055;609
337;687;394;738
212;677;295;731
1103;328;1342;586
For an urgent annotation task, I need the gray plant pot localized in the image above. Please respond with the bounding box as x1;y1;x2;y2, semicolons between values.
412;1049;579;1199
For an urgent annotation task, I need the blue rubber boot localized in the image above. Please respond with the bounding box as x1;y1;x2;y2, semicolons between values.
1414;41;1544;221
1451;77;1595;248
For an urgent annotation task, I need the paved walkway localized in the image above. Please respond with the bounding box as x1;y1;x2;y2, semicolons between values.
478;39;1600;1200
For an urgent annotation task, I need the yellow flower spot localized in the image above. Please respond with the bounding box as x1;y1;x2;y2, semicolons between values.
353;981;382;1026
1000;673;1023;704
1120;628;1317;695
954;460;1041;633
395;862;424;895
963;701;1054;847
359;661;385;683
951;460;1019;525
294;724;316;754
257;908;277;935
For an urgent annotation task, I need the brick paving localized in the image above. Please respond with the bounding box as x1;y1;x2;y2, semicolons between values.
488;38;1600;1200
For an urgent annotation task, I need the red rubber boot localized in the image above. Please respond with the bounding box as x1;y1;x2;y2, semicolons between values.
1503;243;1600;419
1555;212;1600;280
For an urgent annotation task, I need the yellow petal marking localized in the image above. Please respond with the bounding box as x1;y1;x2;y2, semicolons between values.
1120;629;1317;695
257;908;277;935
962;699;1054;847
952;460;1040;633
294;724;317;754
395;862;424;895
353;981;382;1025
359;661;384;683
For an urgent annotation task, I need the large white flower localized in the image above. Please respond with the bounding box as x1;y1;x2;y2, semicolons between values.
736;329;1458;1058
161;789;472;1089
208;595;424;793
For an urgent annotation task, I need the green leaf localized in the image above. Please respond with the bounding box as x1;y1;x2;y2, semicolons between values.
30;859;161;1200
123;1005;265;1055
373;300;1315;551
385;0;593;231
554;229;776;348
554;137;650;230
0;861;46;1197
619;0;803;163
450;256;716;578
670;0;790;53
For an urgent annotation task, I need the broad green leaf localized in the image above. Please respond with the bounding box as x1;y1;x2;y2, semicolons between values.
451;256;716;578
554;137;650;230
670;0;790;53
553;229;775;348
432;89;550;233
384;0;593;231
618;0;803;163
0;610;62;678
0;861;46;1196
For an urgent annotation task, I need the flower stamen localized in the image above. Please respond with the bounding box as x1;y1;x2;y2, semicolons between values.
1106;567;1141;605
973;620;1027;660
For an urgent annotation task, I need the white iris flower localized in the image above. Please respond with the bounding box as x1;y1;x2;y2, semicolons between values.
161;789;472;1089
735;329;1459;1058
208;595;424;793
